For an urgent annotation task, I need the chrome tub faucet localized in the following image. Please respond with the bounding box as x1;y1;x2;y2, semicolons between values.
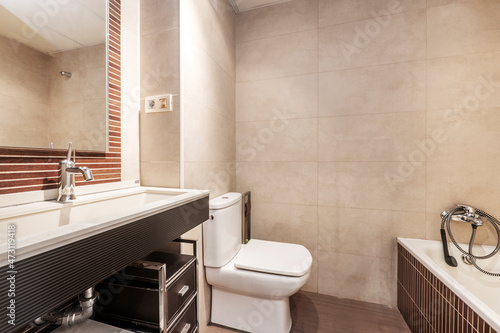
57;143;94;202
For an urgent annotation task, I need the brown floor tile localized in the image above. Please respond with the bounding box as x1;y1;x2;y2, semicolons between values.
203;291;410;333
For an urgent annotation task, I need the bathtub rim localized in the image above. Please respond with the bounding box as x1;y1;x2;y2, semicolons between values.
397;237;500;332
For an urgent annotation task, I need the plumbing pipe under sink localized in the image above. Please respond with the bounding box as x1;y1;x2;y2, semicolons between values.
33;287;99;327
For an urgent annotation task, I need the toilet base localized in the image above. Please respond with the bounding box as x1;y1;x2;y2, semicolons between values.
211;287;292;333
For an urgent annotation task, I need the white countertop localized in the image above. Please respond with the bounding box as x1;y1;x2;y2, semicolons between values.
0;187;209;265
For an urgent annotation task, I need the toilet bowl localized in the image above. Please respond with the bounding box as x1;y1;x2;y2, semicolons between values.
203;193;312;333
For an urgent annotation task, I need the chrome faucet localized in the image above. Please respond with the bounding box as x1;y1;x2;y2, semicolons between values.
57;143;94;202
441;204;484;227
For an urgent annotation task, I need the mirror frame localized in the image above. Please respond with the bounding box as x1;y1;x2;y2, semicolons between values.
0;0;121;195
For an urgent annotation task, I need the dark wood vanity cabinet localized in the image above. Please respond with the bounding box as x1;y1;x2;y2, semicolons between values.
95;251;198;333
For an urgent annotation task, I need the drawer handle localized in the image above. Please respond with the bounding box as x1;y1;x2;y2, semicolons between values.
180;323;191;333
178;285;190;297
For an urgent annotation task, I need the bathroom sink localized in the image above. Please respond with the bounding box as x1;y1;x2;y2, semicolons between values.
0;187;208;262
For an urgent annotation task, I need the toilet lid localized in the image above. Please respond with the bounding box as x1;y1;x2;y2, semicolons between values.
234;239;312;277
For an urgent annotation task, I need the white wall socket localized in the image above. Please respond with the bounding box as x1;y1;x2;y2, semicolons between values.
145;94;173;113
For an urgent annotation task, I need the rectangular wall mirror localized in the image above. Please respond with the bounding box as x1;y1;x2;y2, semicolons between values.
0;0;108;152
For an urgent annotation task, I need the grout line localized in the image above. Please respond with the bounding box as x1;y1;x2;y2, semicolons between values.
316;0;320;293
235;27;318;45
424;4;429;238
236;58;428;85
235;6;427;45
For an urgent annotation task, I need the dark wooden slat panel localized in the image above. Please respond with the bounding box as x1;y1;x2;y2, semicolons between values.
0;171;56;180
0;164;58;172
0;178;58;188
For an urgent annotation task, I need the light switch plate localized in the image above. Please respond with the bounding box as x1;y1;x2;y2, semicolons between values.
145;94;173;113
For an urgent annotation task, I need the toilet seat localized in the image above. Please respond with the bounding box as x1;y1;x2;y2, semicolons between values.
234;239;312;277
205;241;311;299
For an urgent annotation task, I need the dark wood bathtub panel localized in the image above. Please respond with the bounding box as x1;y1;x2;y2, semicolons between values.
397;244;498;333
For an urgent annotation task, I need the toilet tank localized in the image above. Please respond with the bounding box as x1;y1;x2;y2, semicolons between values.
203;193;242;268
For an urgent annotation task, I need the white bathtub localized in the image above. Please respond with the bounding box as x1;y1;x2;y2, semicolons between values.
398;238;500;332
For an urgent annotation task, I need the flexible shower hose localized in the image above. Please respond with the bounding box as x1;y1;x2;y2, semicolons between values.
441;207;500;277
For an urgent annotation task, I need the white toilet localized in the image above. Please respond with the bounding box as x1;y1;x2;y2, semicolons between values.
203;192;312;333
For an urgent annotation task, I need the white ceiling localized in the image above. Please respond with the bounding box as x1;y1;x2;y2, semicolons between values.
0;0;106;54
229;0;292;13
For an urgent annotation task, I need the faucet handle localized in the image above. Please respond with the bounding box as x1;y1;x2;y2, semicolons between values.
66;142;73;162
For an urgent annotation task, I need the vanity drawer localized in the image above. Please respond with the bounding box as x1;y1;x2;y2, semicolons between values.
166;263;196;324
94;251;197;332
168;300;197;333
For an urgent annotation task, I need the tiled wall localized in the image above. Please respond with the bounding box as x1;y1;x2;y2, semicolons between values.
0;39;107;152
139;0;181;188
180;0;236;330
120;0;141;183
0;35;50;148
398;244;498;333
48;44;107;151
234;0;500;306
181;0;236;196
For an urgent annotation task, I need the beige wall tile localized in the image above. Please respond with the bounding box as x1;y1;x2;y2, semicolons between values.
427;107;500;162
427;52;500;111
140;161;180;188
183;0;235;80
319;0;425;27
184;162;235;198
428;0;500;59
229;0;500;309
236;118;317;162
210;0;236;42
184;98;235;163
235;162;317;205
139;3;180;183
236;29;318;82
318;111;426;161
121;8;141;182
80;67;107;101
0;128;47;149
317;251;396;306
427;0;454;6
318;206;425;259
426;161;500;219
319;10;426;71
236;0;318;43
49;71;79;104
0;65;50;103
140;106;180;162
319;61;426;116
318;162;425;212
0;96;48;133
251;202;317;250
141;28;180;97
79;43;106;70
0;96;48;147
0;35;51;76
140;0;179;36
184;43;235;121
236;74;317;122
